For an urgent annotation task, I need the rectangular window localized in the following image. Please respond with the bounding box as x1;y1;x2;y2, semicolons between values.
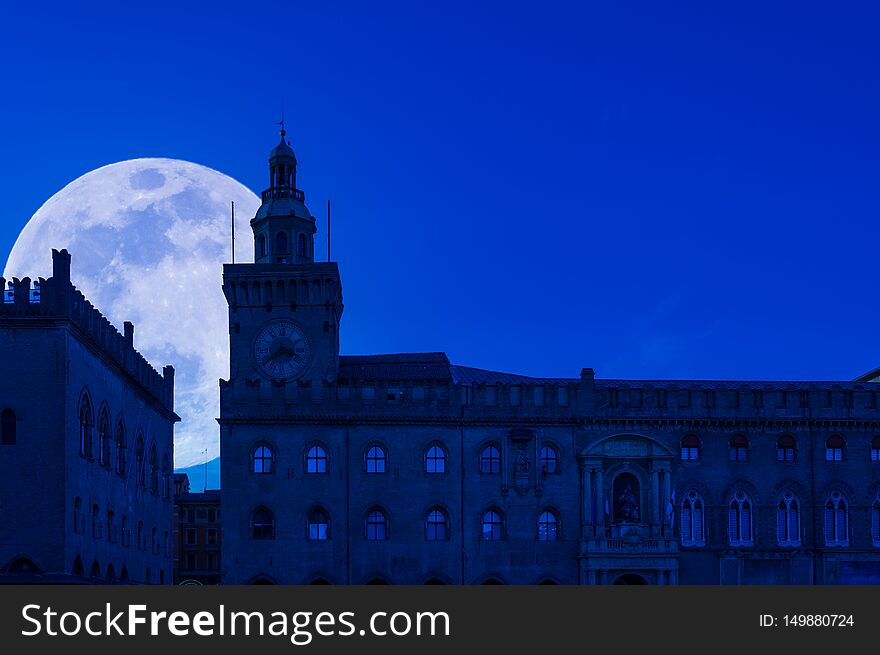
207;528;218;545
208;509;218;523
461;385;473;406
609;389;619;408
485;385;497;406
196;509;207;521
557;386;570;407
186;509;196;523
185;554;197;570
509;386;521;406
411;386;425;403
361;386;375;404
207;553;218;570
185;528;197;545
387;387;402;402
533;386;545;407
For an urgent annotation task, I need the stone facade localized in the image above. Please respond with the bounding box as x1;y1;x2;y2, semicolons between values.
0;250;178;583
220;135;880;585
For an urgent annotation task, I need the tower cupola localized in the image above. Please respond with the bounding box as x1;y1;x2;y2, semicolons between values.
251;125;317;264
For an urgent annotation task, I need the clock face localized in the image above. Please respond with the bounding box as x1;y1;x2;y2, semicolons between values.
253;321;311;379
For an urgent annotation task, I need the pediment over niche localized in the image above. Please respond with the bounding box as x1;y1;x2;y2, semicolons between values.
582;434;673;458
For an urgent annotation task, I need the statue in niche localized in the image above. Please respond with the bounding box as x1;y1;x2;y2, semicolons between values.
614;472;640;523
516;450;530;474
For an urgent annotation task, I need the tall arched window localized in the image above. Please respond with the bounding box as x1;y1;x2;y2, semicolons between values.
307;508;330;540
107;509;116;543
480;445;501;474
306;445;328;473
258;235;267;258
776;491;800;546
162;451;171;499
425;445;446;473
151;527;159;554
366;508;387;540
149;442;159;495
135;434;145;488
681;490;705;546
0;408;15;445
540;446;558;474
777;434;796;462
121;516;129;547
729;434;749;461
253;443;274;474
116;419;127;476
92;505;101;539
728;491;753;546
481;510;503;541
872;495;880;546
79;392;93;457
275;231;288;255
365;445;387;473
73;496;83;534
538;510;558;541
297;233;306;257
97;407;111;466
137;521;145;551
425;508;448;541
681;434;700;461
826;435;846;461
252;507;275;539
824;491;848;545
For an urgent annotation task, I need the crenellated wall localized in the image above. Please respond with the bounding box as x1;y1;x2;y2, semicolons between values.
1;249;175;412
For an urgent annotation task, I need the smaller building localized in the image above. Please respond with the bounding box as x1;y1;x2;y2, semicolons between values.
173;479;221;585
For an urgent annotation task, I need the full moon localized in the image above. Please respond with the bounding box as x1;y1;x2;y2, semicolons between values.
3;158;259;467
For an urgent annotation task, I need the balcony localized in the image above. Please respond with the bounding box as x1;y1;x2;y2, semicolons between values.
261;187;305;203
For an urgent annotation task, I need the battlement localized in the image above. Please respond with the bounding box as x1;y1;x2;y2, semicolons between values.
0;249;176;414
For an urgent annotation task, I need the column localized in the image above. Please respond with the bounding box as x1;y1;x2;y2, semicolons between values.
595;468;604;535
651;469;660;530
581;462;592;532
661;469;671;533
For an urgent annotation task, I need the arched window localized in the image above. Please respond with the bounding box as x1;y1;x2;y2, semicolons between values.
729;434;749;461
0;408;15;445
538;510;558;541
681;490;705;546
425;508;448;541
480;445;501;474
776;491;800;546
121;516;129;547
365;445;387;473
149;443;159;495
162;451;171;499
73;496;83;534
151;527;158;554
297;233;306;257
481;510;503;541
275;231;288;255
872;437;880;462
824;491;848;545
253;444;274;474
116;419;127;476
90;560;101;579
681;434;700;461
366;508;387;540
540;445;558;474
86;507;98;540
258;235;267;258
425;445;446;474
135;434;145;488
728;491;753;546
872;495;880;546
826;435;846;462
79;392;93;457
107;509;116;543
307;508;330;540
71;556;84;577
97;407;111;466
777;434;796;462
137;521;145;551
306;444;328;473
252;507;275;539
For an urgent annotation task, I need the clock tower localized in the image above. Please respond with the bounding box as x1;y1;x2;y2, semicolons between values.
221;128;343;406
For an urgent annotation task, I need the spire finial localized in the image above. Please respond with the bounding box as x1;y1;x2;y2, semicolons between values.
277;104;286;139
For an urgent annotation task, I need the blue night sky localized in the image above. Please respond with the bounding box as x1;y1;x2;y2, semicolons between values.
1;1;877;382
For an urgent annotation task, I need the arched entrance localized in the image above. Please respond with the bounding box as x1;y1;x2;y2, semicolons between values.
613;573;648;585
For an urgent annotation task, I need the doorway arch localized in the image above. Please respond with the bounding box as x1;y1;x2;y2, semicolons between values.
613;573;648;585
